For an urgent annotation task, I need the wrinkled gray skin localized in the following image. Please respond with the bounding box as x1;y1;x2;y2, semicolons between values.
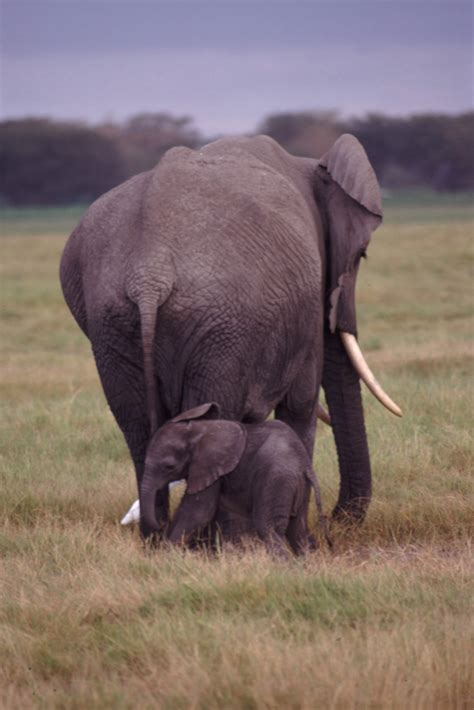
60;134;382;538
142;403;323;557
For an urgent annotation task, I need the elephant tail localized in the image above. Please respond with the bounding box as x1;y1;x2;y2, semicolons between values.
138;299;161;436
126;250;175;437
306;469;333;550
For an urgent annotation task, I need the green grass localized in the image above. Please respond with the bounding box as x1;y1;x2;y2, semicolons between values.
1;194;473;708
383;189;474;224
0;206;87;236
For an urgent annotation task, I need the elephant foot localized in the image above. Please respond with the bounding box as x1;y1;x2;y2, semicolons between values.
140;515;170;546
141;530;163;550
306;533;319;552
261;532;291;561
331;497;370;525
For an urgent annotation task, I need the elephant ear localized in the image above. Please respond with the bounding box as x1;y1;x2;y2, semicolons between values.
319;134;382;219
171;402;220;423
186;420;247;495
318;134;383;335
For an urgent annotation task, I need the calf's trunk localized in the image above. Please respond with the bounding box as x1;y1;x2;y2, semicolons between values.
139;472;169;540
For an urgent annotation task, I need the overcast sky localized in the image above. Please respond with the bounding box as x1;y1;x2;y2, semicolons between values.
2;0;472;134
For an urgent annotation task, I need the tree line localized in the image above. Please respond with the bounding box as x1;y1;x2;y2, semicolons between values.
1;111;472;205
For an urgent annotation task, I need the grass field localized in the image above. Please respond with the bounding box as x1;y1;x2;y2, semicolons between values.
1;194;473;708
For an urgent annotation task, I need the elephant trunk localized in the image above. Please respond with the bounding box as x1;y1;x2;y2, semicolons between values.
322;330;372;522
139;467;167;539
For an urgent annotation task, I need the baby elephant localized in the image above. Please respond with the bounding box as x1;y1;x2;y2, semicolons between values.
140;402;328;557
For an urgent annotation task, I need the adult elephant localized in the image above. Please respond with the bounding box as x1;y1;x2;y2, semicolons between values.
60;134;401;538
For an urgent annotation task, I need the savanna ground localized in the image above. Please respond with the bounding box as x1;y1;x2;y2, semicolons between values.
1;192;473;708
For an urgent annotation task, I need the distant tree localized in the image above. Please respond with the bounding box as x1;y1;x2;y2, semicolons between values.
104;112;201;177
404;112;474;191
346;113;407;183
260;110;474;191
258;111;342;158
0;119;124;205
1;111;472;205
347;112;474;190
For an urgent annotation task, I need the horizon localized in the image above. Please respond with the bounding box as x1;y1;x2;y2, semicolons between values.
2;1;472;134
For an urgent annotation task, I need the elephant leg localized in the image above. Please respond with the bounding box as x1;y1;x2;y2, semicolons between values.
275;359;321;459
286;507;312;556
91;336;169;538
253;477;294;559
167;484;220;546
185;522;219;552
259;531;291;560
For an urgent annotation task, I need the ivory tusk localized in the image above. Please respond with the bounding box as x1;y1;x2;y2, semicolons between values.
340;332;403;417
317;403;332;426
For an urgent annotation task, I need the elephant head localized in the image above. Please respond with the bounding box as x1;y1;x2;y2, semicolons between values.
140;402;247;535
314;134;401;521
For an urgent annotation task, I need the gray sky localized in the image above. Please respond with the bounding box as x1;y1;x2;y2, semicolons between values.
2;0;472;134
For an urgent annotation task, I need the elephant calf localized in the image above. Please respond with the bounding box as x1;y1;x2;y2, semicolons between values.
140;403;329;557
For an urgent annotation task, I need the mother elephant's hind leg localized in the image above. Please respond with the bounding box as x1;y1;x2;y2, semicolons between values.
275;356;321;459
91;326;168;538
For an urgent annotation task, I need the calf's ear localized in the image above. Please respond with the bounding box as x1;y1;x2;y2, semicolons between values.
171;402;220;423
186;421;247;495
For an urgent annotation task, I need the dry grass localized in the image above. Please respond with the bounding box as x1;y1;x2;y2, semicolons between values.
1;196;473;708
1;538;472;708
